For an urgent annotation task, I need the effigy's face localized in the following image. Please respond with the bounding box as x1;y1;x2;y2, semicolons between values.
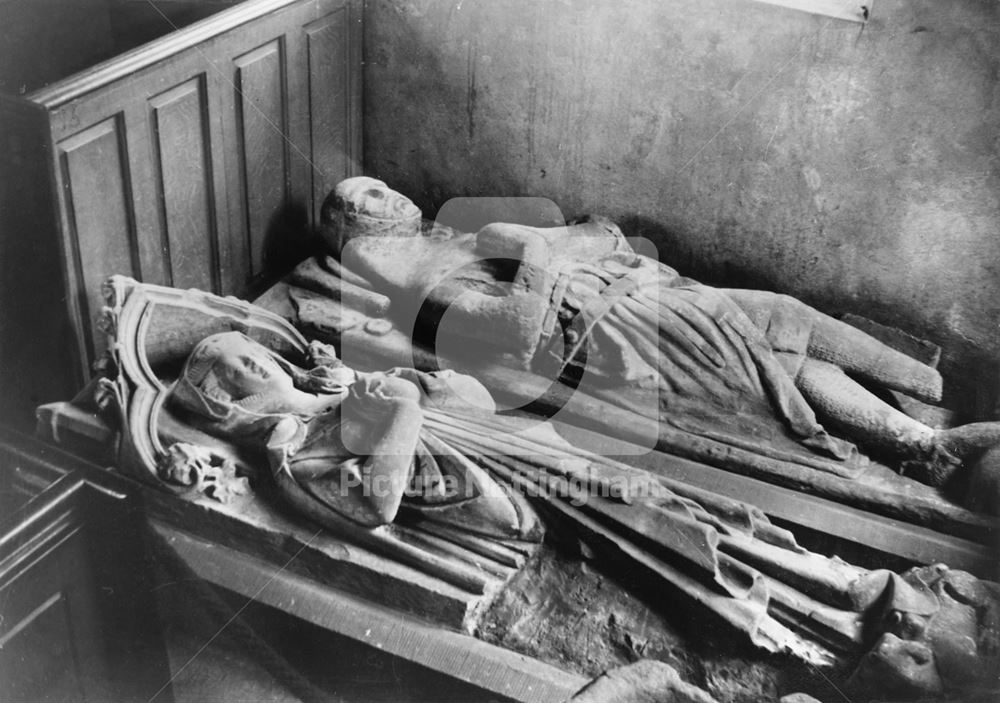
341;176;420;221
204;333;296;402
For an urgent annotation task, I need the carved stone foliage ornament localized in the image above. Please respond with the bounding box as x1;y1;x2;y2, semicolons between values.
157;442;249;504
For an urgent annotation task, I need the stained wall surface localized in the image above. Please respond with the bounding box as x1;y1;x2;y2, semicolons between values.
363;0;1000;407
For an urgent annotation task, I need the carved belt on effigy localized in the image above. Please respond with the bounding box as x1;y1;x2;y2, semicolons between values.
537;257;655;385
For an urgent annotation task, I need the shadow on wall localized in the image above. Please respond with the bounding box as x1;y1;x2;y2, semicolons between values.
260;201;314;290
363;0;1000;418
619;214;787;293
362;2;530;215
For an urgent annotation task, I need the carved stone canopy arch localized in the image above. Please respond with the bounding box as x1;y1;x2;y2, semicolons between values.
95;276;542;623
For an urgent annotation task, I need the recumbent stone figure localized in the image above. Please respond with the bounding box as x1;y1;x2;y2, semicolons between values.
310;176;1000;511
166;327;999;700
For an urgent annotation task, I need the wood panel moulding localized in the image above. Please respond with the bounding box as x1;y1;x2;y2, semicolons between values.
233;38;290;281
57;114;140;364
0;0;363;422
0;451;171;702
149;75;220;292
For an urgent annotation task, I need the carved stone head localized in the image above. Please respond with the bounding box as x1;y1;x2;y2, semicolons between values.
187;332;294;401
171;332;306;432
320;177;422;252
171;332;358;435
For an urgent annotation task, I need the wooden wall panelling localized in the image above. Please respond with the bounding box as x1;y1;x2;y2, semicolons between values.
0;433;73;516
0;96;77;427
219;0;363;290
282;9;317;271
203;61;239;296
280;0;362;277
45;46;243;366
43;0;361;351
123;99;171;290
0;429;174;701
232;38;291;282
304;0;363;225
149;75;220;292
56;115;142;365
0;0;363;415
0;477;113;703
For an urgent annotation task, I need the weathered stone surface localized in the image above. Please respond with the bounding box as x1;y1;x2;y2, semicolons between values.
568;660;718;703
318;177;1000;517
889;391;956;430
364;0;1000;404
842;314;942;369
963;445;1000;517
61;277;1000;702
479;546;848;703
779;694;822;703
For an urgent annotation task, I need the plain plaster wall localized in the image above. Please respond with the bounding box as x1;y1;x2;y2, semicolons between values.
363;0;1000;410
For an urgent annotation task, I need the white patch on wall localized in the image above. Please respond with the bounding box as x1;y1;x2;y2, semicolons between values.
746;0;871;23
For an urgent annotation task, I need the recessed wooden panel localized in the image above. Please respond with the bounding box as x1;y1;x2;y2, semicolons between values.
58;117;137;361
235;39;288;279
4;0;362;394
306;7;353;222
0;593;85;703
0;503;109;703
150;76;218;292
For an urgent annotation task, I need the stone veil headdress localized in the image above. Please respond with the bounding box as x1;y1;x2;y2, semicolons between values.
171;331;353;435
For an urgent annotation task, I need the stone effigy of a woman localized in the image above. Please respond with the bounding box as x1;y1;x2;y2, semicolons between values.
302;177;1000;512
166;328;998;700
168;330;541;541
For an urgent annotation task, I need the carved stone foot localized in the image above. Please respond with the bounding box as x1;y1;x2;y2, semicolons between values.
936;422;1000;462
902;421;1000;488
